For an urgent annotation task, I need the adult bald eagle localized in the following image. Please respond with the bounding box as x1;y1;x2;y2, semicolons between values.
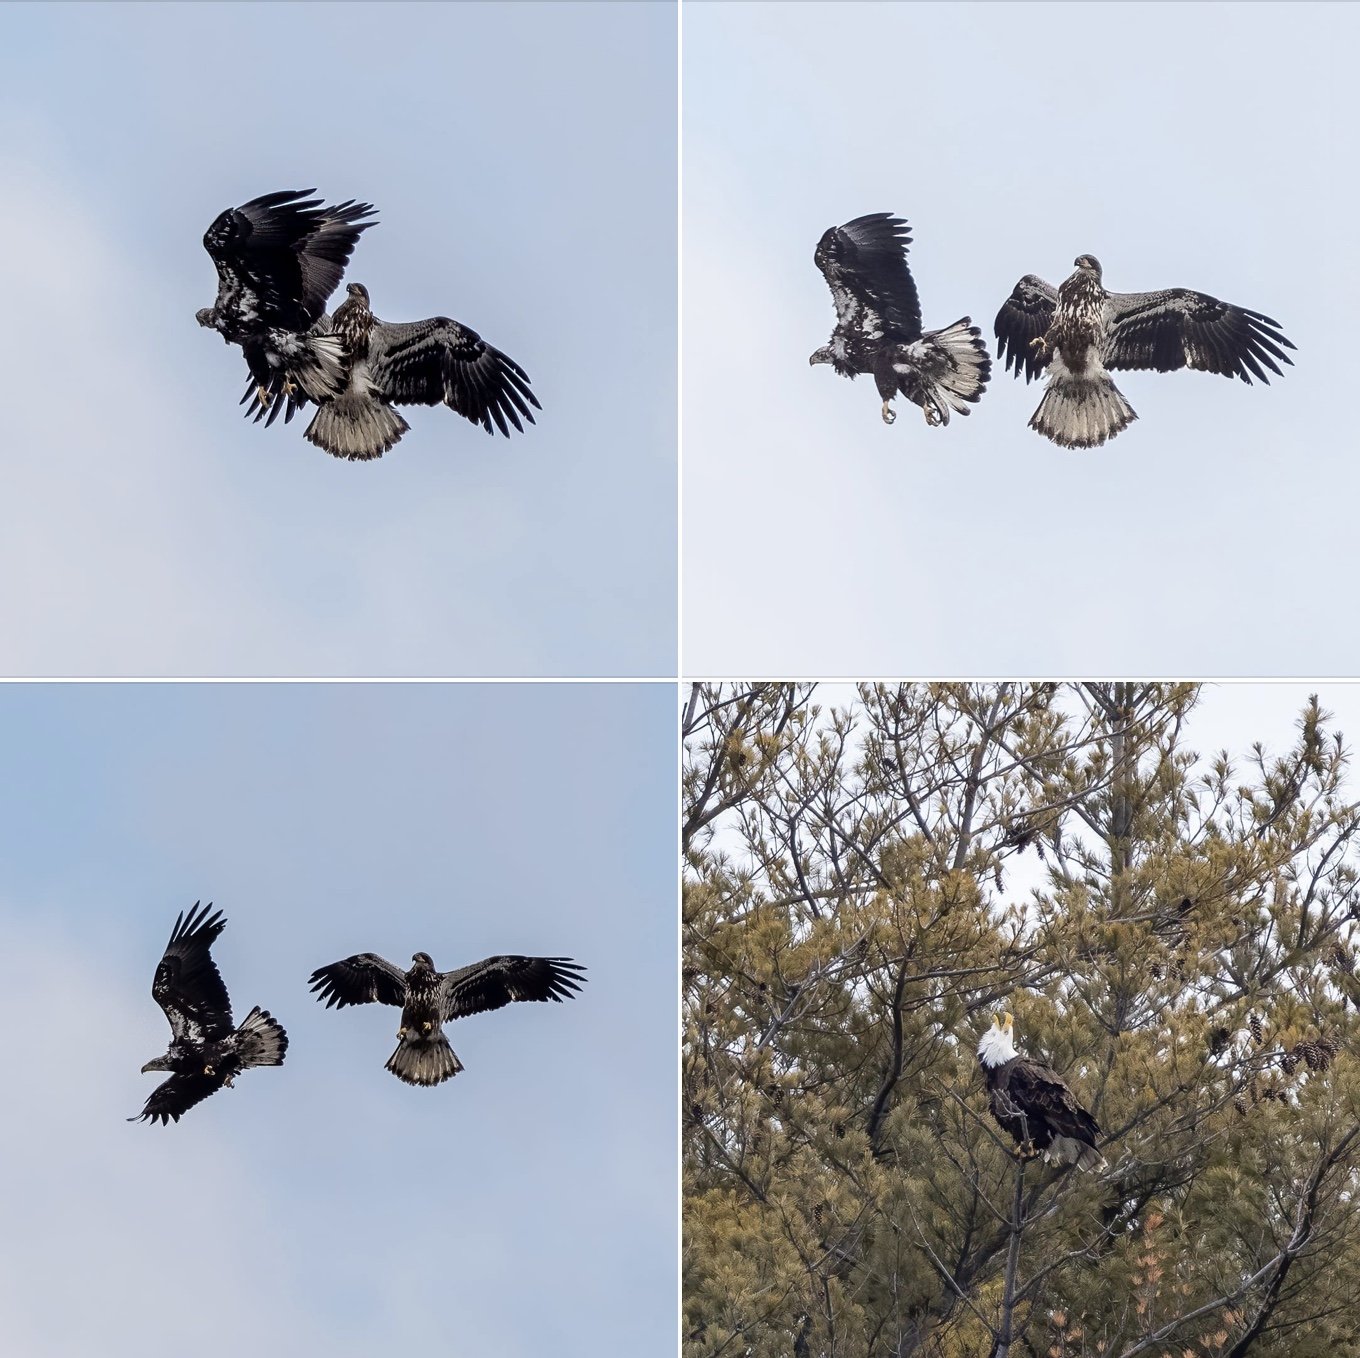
196;188;377;415
130;902;288;1125
995;255;1296;449
308;949;585;1085
977;1013;1105;1171
810;213;991;427
300;282;541;460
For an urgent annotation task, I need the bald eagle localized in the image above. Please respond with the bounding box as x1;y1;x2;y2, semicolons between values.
977;1013;1105;1171
810;213;991;427
308;949;585;1086
130;902;288;1125
196;189;377;417
300;283;541;461
994;255;1296;449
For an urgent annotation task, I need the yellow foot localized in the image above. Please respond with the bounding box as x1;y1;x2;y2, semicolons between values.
923;405;942;428
282;379;297;398
880;401;896;426
255;385;271;408
1028;336;1049;360
421;1020;434;1033
204;1065;215;1076
397;1027;408;1039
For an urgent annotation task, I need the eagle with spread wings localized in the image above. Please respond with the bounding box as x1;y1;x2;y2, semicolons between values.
196;189;377;419
300;282;541;461
994;254;1296;449
810;213;991;427
308;948;585;1086
130;902;288;1125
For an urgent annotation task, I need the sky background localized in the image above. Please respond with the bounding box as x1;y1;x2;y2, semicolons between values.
0;682;676;1357
683;1;1358;678
0;2;675;678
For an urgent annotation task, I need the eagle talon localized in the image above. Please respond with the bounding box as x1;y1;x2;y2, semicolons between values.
397;1027;408;1039
255;385;272;409
880;401;896;426
281;378;297;398
421;1020;433;1033
1028;336;1049;359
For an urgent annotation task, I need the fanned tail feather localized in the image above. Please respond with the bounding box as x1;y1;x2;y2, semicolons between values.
1029;361;1136;450
304;392;410;461
385;1033;464;1087
890;318;991;427
235;1006;288;1069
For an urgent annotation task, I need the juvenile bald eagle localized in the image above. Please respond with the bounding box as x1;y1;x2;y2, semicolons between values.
977;1013;1105;1171
995;255;1296;449
810;213;991;427
196;188;377;416
301;283;541;460
130;902;287;1125
308;949;585;1086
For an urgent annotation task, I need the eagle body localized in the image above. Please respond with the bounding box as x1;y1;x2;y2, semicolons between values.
303;282;539;461
309;948;586;1087
996;253;1295;449
811;213;990;427
131;902;287;1125
977;1014;1105;1172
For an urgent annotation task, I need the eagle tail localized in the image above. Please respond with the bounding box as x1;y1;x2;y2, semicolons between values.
234;1006;288;1070
1030;361;1137;449
386;1031;464;1087
304;392;410;461
291;333;347;405
891;319;991;427
1044;1135;1107;1173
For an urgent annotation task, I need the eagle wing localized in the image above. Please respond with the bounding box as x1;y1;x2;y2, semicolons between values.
152;902;234;1044
366;318;541;436
1006;1057;1100;1144
203;189;377;333
308;953;409;1009
128;1072;224;1126
1104;287;1296;383
438;955;587;1021
994;275;1059;381
814;213;923;345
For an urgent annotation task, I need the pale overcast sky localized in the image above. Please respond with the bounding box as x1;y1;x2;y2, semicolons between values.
0;2;675;678
0;682;675;1357
683;1;1358;678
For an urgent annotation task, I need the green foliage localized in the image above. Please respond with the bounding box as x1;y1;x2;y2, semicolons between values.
684;684;1360;1358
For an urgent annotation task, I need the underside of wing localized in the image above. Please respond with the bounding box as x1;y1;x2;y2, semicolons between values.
814;213;922;343
152;902;234;1046
994;275;1058;381
440;955;587;1020
130;1072;223;1125
368;318;541;436
308;953;408;1009
1104;287;1296;383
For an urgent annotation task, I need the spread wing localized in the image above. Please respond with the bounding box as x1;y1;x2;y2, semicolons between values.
1104;287;1296;383
128;1072;225;1126
439;956;587;1021
366;318;541;436
203;189;377;333
152;902;234;1044
308;953;409;1009
994;275;1058;381
814;213;923;344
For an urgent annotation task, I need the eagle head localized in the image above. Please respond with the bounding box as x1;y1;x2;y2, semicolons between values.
977;1011;1018;1068
345;283;371;305
1073;254;1102;277
411;951;435;970
809;345;833;366
141;1055;173;1074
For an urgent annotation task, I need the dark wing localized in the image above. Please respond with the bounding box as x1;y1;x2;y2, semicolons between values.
994;275;1058;381
308;953;409;1009
152;902;234;1043
1104;288;1296;383
128;1072;224;1126
1008;1058;1100;1143
814;213;922;343
439;956;587;1021
366;318;541;436
203;189;377;332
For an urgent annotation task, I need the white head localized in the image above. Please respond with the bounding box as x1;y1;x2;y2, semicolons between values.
977;1012;1018;1068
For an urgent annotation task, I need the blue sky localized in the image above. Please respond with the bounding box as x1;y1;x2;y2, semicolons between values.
683;1;1358;677
0;2;675;677
0;681;676;1357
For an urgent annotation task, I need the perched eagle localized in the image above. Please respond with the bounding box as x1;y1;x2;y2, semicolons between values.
810;213;991;427
308;949;585;1086
995;255;1296;449
130;902;288;1125
196;188;377;417
976;1013;1105;1172
301;282;541;460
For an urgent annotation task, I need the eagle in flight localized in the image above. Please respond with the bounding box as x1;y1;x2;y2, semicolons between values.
301;282;541;461
308;949;586;1086
810;213;991;427
994;255;1296;449
196;189;377;419
131;902;288;1125
977;1012;1105;1172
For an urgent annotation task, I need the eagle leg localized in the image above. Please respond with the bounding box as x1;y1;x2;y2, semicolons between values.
281;378;297;398
880;400;897;426
922;404;942;428
421;1020;434;1033
397;1026;408;1039
255;385;272;409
